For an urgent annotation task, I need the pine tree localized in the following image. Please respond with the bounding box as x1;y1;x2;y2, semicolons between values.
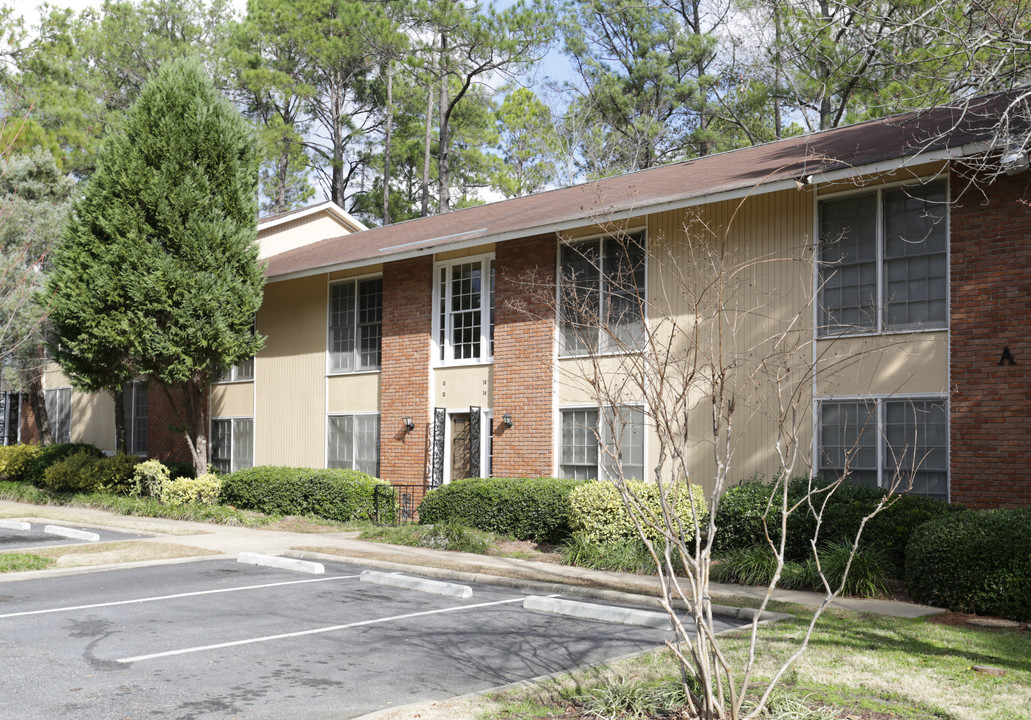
46;58;264;475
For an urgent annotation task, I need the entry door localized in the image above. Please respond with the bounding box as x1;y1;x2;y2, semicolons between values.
450;413;471;482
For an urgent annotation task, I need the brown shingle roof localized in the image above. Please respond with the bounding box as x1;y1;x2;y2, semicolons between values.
265;90;1027;280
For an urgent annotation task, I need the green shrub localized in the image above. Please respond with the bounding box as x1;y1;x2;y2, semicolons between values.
417;477;588;543
94;453;141;494
421;521;491;554
132;459;171;498
0;444;42;482
569;479;707;544
560;535;673;575
160;473;221;505
221;466;389;522
906;507;1031;620
713;477;962;573
165;460;196;480
25;442;105;486
40;450;103;493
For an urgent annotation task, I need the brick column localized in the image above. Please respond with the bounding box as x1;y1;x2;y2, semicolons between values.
18;394;39;445
950;168;1031;507
380;256;433;487
147;381;204;464
491;235;556;477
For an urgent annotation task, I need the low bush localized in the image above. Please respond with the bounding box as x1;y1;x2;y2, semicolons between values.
221;466;388;523
25;442;105;486
132;459;171;498
165;460;196;480
560;535;670;575
713;477;962;574
40;450;103;493
94;453;141;494
160;473;221;506
417;477;588;543
906;507;1031;620
0;444;42;482
569;479;707;544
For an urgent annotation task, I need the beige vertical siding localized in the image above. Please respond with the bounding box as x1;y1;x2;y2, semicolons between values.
435;243;496;262
816;332;948;397
211;382;255;418
327;374;381;413
644;188;815;494
41;362;117;451
433;366;493;409
258;214;351;259
255;274;328;467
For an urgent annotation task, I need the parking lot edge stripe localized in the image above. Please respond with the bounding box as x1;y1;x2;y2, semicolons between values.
115;597;527;664
0;575;362;620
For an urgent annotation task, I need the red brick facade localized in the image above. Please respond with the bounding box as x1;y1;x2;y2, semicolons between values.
950;168;1031;507
492;235;556;477
380;256;434;487
18;395;39;445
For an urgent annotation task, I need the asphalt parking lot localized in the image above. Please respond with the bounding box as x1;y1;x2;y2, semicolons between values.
0;557;749;719
0;521;148;550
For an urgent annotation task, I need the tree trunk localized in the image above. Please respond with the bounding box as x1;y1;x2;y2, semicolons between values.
383;62;393;225
27;374;53;446
437;30;451;214
112;383;127;454
421;32;438;217
160;379;209;478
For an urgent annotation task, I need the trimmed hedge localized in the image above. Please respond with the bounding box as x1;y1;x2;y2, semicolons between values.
161;473;221;505
417;477;588;544
569;479;707;544
40;450;103;493
25;443;105;487
95;453;141;494
713;478;963;573
221;466;390;523
0;444;42;482
906;507;1031;620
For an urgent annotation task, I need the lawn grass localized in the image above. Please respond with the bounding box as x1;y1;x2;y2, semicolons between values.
0;553;55;573
484;605;1031;720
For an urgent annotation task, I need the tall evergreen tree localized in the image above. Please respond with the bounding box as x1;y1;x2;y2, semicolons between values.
46;58;264;475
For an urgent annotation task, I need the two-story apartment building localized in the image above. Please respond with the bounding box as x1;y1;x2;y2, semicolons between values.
14;91;1031;508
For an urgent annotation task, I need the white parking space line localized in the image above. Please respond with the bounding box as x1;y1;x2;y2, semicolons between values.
117;597;527;664
0;575;362;620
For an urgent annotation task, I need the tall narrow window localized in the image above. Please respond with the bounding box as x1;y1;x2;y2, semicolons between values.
435;256;494;364
44;387;71;444
210;417;253;474
329;277;382;372
328;414;380;476
818;181;947;335
123;381;148;455
560;232;646;356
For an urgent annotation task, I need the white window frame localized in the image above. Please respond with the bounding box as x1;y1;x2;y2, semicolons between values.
557;228;648;358
816;178;949;338
326;412;381;476
210;416;254;474
817;394;949;502
558;404;646;481
327;274;383;375
432;254;495;366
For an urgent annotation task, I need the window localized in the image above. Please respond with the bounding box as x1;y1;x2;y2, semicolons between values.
560;232;646;356
818;181;947;335
435;256;494;363
328;414;380;476
220;357;254;383
210;417;253;474
123;381;148;455
44;387;71;444
819;398;947;501
329;277;383;373
560;406;645;481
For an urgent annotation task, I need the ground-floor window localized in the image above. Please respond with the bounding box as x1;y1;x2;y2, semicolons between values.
559;405;645;481
818;397;947;501
44;387;71;444
327;414;380;476
123;381;147;455
210;417;254;474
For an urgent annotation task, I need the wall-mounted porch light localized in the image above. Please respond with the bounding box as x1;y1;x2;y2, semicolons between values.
502;413;513;428
402;416;415;431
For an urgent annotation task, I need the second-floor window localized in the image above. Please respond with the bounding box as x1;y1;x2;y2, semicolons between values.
818;181;947;335
560;231;646;356
329;277;383;373
435;256;494;363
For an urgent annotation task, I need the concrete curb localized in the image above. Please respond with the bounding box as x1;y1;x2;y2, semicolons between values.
237;552;325;574
43;525;100;542
360;570;474;598
524;595;673;629
0;519;31;530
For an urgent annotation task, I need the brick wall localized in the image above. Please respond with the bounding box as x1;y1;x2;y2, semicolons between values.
146;381;203;465
18;394;39;445
491;235;556;477
950;168;1031;507
380;256;433;486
